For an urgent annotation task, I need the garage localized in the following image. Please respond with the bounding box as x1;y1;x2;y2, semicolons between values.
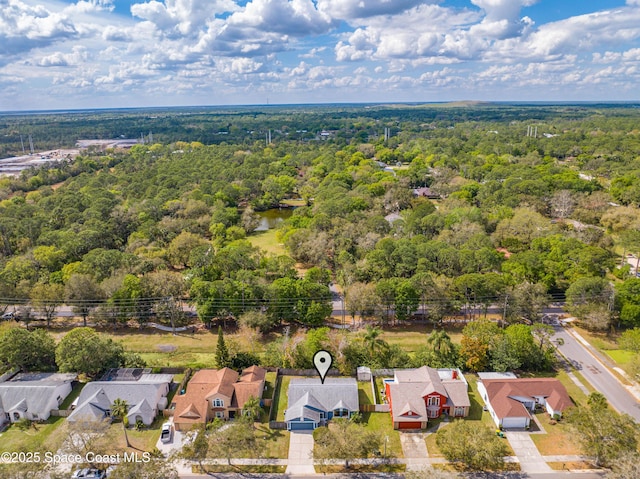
501;417;529;429
288;421;317;431
397;421;422;430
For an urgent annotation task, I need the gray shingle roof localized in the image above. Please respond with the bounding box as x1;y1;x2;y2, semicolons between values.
68;379;169;423
285;378;358;423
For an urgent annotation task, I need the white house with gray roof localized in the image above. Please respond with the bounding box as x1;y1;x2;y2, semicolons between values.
284;378;359;430
0;372;76;426
67;371;173;426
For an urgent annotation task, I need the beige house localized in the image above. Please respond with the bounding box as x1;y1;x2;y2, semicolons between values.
173;366;266;431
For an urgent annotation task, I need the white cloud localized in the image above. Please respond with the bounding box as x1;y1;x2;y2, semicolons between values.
316;0;435;20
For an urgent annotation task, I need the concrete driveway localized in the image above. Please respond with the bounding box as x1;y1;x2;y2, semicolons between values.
505;431;551;473
286;430;315;474
155;418;186;457
399;431;430;470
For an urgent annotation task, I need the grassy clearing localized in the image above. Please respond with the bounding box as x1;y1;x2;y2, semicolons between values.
360;412;403;459
0;417;66;453
247;229;286;256
379;323;464;353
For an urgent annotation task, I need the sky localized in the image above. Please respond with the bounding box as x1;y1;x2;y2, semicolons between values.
2;0;640;110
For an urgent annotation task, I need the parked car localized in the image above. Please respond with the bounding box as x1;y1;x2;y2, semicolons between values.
161;422;173;443
71;469;106;479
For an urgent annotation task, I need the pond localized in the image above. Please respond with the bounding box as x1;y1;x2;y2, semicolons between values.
255;208;294;231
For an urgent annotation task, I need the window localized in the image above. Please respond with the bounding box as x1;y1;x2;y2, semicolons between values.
212;398;224;407
215;411;224;419
427;396;440;406
333;408;349;418
454;407;466;417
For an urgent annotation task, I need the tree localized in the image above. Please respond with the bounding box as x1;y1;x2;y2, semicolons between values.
207;418;264;465
362;325;389;361
459;336;489;372
241;395;262;423
107;459;179;479
504;282;549;324
56;327;125;377
566;392;639;467
181;425;209;473
606;452;640;479
0;328;56;371
619;328;640;352
65;274;105;327
435;420;508;471
313;419;381;468
215;326;231;368
30;282;65;327
111;398;130;448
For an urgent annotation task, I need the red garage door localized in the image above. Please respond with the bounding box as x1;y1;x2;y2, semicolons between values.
398;422;422;429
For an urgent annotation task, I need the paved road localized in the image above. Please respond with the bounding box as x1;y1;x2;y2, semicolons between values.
554;324;640;422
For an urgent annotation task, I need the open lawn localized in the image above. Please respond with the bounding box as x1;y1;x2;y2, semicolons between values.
360;412;403;459
247;229;286;256
0;417;66;453
606;349;636;365
379;324;464;353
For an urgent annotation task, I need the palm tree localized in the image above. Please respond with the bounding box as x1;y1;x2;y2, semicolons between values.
362;325;389;360
111;398;131;448
426;329;455;356
242;395;262;428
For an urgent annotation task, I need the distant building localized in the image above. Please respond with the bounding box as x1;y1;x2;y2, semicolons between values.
412;187;440;199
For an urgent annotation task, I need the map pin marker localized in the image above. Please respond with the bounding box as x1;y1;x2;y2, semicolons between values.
313;350;333;384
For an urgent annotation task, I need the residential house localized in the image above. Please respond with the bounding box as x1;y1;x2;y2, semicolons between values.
173;366;266;431
285;378;359;431
67;369;173;426
477;373;572;429
0;372;76;426
385;366;470;430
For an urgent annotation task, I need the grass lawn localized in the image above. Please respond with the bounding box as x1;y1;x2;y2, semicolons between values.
316;464;405;474
60;382;85;409
360;412;403;459
606;349;636;365
378;324;464;353
247;229;286;256
194;465;287;474
530;413;582;456
0;417;66;453
358;381;375;406
273;375;294;422
255;423;290;458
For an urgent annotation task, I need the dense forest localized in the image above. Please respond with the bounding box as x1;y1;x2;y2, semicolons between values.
0;103;639;343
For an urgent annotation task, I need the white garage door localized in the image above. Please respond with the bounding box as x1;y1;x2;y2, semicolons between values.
501;417;528;429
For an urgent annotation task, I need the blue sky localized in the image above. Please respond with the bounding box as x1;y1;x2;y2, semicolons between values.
1;0;640;110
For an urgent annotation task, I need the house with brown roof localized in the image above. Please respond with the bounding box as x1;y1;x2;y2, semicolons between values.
477;373;573;429
385;366;470;430
172;366;266;431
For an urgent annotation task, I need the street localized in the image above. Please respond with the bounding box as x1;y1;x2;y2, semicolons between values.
554;323;640;421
